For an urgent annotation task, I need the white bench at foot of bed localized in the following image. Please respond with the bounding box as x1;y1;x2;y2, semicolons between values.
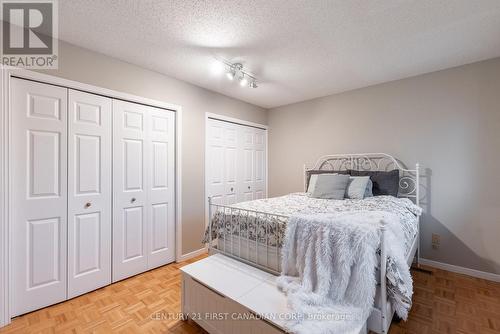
181;254;367;334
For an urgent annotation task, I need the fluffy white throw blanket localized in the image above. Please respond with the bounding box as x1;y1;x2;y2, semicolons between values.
276;211;412;334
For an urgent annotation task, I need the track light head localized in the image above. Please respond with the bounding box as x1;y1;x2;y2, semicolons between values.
250;80;258;88
239;75;248;87
211;60;226;75
226;67;235;80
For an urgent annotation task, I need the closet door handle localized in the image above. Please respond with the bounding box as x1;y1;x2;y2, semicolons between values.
131;198;136;203
84;202;91;208
230;187;234;192
248;186;251;190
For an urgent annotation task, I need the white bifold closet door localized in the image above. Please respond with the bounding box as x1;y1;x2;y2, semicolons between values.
239;126;267;201
206;118;267;206
11;78;68;316
10;77;177;315
67;90;112;298
112;100;176;282
206;119;239;205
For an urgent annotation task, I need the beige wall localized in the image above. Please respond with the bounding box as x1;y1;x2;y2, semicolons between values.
268;58;500;274
40;41;267;255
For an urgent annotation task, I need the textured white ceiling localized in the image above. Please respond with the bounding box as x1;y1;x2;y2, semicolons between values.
59;0;500;108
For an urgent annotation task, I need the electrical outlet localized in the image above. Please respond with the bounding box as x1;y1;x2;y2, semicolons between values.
432;233;440;249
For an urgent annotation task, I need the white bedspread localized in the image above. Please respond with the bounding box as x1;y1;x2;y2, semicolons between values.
277;211;412;334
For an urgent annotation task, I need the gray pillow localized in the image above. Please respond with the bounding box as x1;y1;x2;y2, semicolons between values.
307;174;319;194
305;170;350;191
308;173;341;194
365;179;373;198
311;174;350;199
345;176;371;199
349;169;399;196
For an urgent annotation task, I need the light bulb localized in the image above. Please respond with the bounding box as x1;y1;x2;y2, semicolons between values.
210;60;225;75
226;68;235;80
239;76;248;87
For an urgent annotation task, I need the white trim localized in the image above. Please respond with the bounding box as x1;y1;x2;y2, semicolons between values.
420;258;500;283
175;108;183;262
0;65;9;328
0;67;183;326
5;67;181;112
177;247;207;262
205;112;268;130
265;129;269;198
204;114;209;229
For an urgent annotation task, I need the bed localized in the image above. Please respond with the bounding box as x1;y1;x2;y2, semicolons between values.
204;153;421;334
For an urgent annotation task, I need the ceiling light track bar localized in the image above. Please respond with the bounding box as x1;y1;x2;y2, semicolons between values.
216;58;258;88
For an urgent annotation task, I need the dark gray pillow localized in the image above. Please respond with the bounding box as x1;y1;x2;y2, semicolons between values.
305;169;350;191
311;174;350;199
349;169;399;197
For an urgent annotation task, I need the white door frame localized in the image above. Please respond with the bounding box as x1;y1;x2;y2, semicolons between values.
204;112;269;229
0;66;183;327
0;65;8;327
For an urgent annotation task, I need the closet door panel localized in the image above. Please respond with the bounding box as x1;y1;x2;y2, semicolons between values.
11;78;68;316
224;145;238;205
240;127;255;202
206;120;225;205
206;119;238;205
253;128;267;199
123;206;144;259
207;120;267;206
113;100;149;282
148;108;175;268
68;90;112;298
224;125;238;205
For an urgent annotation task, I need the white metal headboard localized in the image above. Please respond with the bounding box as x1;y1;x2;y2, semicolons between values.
304;153;420;206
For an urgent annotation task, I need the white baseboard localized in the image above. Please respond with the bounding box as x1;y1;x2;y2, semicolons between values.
420;258;500;282
177;247;207;262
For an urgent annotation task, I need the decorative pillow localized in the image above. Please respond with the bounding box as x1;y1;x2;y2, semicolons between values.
307;174;320;194
311;174;350;200
345;176;371;199
349;169;399;197
305;169;350;191
364;179;374;197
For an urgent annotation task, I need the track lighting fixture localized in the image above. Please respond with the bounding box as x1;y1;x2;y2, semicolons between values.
214;59;258;88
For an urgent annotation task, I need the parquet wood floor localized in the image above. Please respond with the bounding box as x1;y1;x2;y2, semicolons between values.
1;255;499;334
390;266;500;334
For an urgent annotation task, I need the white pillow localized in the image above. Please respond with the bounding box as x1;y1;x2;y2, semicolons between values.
311;174;350;199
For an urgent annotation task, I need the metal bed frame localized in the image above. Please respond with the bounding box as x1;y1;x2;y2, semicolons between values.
207;153;420;334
